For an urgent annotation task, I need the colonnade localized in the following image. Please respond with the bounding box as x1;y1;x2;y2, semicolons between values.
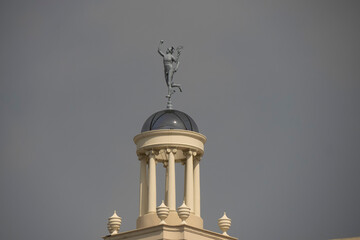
138;148;201;218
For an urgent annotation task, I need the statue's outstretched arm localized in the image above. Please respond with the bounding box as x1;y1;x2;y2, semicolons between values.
158;40;164;57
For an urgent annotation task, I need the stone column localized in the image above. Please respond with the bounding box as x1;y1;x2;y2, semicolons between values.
139;156;148;216
164;161;169;206
167;148;177;211
185;150;195;212
193;157;201;216
147;151;157;213
183;160;186;203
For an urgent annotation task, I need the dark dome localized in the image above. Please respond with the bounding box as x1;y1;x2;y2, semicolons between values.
141;109;199;133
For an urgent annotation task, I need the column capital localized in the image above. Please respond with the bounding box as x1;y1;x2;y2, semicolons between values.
166;148;177;154
138;154;147;161
145;150;158;157
184;149;197;157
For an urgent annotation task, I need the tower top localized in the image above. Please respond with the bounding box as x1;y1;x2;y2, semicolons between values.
103;43;236;240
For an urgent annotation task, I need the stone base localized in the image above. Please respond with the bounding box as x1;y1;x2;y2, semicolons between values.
136;211;203;229
104;224;237;240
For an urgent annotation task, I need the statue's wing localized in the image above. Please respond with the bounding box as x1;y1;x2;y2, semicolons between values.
175;46;183;59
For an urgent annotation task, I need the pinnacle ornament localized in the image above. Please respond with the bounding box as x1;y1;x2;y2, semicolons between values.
218;212;232;236
177;201;191;224
156;200;170;224
108;211;122;235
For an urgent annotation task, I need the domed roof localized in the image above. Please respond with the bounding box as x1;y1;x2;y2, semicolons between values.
141;109;199;133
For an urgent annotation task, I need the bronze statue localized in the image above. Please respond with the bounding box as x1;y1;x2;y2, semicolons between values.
158;40;183;100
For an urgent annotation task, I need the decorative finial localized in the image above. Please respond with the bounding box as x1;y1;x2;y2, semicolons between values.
177;201;191;224
108;210;122;235
158;40;183;109
156;200;170;224
218;212;232;236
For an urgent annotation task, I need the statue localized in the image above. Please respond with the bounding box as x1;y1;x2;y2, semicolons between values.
158;40;183;102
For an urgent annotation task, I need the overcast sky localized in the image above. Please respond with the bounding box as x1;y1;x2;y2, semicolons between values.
1;1;360;240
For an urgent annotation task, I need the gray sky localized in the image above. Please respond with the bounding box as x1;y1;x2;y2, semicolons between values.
1;1;360;240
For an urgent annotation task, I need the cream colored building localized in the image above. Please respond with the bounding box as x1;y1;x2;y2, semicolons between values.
333;237;360;240
104;109;237;240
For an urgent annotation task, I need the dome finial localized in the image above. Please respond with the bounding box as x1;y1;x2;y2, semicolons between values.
158;40;183;109
166;95;173;109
